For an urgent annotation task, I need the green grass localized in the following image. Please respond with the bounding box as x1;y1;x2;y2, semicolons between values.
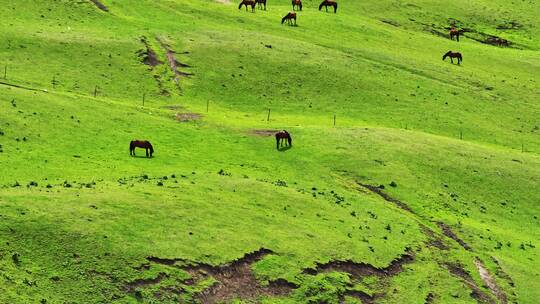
0;0;538;303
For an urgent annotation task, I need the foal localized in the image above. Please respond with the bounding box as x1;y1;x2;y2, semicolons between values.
319;0;337;13
281;12;297;26
442;51;463;64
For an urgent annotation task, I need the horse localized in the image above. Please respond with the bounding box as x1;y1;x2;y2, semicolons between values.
255;0;266;10
275;130;292;149
238;0;256;12
442;51;462;64
130;140;154;158
281;12;297;26
449;27;462;41
319;0;337;13
292;0;302;11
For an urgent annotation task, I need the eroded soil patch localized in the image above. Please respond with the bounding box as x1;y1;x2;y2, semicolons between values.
89;0;109;12
157;37;193;88
138;37;162;67
175;112;202;122
305;249;414;303
250;129;279;137
146;248;295;303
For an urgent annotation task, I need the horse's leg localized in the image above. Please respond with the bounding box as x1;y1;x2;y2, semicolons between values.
450;57;454;64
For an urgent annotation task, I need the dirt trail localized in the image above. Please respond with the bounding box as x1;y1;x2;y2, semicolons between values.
437;222;471;251
444;262;496;304
357;182;413;213
89;0;109;12
474;259;507;304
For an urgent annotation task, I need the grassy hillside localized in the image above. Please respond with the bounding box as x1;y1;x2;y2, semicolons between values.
0;0;538;303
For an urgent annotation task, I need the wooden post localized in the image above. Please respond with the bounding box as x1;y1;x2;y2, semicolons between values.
93;86;98;97
460;130;463;140
522;143;524;153
333;114;336;126
267;108;271;122
3;65;7;79
52;76;56;89
142;93;145;106
206;100;209;113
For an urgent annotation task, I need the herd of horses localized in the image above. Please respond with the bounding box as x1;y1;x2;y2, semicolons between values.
238;0;337;25
129;5;512;158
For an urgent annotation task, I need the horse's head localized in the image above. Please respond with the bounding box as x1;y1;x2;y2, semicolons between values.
442;51;451;60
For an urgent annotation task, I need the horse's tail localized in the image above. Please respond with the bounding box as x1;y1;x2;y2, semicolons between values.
149;143;154;155
129;141;134;151
318;1;324;10
238;1;243;9
334;2;337;12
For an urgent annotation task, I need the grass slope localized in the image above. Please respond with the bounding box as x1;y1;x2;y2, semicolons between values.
0;0;538;303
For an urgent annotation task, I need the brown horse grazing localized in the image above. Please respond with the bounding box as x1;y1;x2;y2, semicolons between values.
319;0;337;13
130;140;154;158
238;0;256;12
292;0;302;11
442;51;462;64
281;12;297;26
449;27;462;41
255;0;266;10
275;130;292;149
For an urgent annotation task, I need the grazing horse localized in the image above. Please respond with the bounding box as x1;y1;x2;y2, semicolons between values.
238;0;256;12
449;27;461;41
319;0;337;13
292;0;302;11
281;12;297;26
255;0;266;10
275;130;292;149
442;51;462;64
130;140;154;158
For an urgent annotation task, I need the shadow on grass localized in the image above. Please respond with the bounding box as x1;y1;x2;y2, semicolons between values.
277;146;292;152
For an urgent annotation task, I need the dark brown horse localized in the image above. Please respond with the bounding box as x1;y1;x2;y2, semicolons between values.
449;27;462;41
255;0;266;10
292;0;302;11
443;51;462;64
319;0;337;13
130;140;154;158
281;12;297;26
275;130;292;149
238;0;256;12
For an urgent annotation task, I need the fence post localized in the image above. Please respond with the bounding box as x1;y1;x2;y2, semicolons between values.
93;85;98;97
206;100;209;113
460;130;463;140
333;114;336;126
267;109;271;122
142;93;145;106
3;65;7;79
